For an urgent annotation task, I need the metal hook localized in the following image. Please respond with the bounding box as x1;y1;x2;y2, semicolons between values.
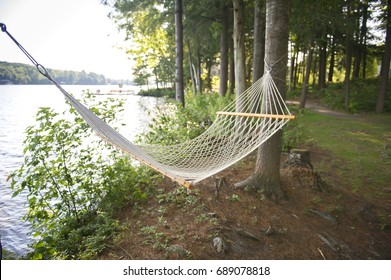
0;23;7;32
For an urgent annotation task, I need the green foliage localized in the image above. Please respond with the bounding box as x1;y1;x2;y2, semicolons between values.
138;88;175;98
156;186;200;208
138;92;233;145
322;78;391;113
10;91;151;259
138;91;301;152
282;120;304;152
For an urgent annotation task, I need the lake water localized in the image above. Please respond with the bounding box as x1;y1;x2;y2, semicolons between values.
0;84;162;256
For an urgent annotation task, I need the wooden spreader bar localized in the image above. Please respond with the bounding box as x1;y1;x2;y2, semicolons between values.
216;111;296;120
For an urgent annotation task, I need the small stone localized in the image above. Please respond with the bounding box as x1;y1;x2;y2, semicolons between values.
265;226;275;236
208;212;218;218
212;236;226;253
166;244;191;258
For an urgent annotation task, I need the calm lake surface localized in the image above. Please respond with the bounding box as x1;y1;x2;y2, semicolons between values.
0;84;161;256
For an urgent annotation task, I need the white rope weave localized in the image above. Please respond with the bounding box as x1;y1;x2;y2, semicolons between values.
55;70;293;187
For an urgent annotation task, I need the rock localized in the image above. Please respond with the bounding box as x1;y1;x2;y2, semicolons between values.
166;244;192;259
236;228;261;241
309;208;338;225
207;212;219;218
265;225;275;236
212;237;227;253
283;149;313;169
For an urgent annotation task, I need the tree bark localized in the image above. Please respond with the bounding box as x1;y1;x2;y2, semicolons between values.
289;44;296;90
219;3;230;97
328;36;335;82
187;40;197;95
318;42;327;89
354;2;368;79
175;0;184;106
252;0;266;83
235;0;289;198
229;42;235;95
344;0;354;111
300;45;314;109
196;50;203;93
232;0;247;108
376;0;391;113
293;50;299;89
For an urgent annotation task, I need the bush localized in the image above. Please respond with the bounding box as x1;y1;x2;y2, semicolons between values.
138;92;233;145
138;88;175;98
10;91;152;259
322;78;391;113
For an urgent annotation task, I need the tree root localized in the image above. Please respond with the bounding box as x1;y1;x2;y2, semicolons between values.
234;174;284;199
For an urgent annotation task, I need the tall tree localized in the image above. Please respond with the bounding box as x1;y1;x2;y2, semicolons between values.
354;1;369;78
232;0;247;104
300;43;314;109
219;2;230;96
345;0;355;111
252;0;266;82
376;0;391;113
175;0;185;106
235;0;289;198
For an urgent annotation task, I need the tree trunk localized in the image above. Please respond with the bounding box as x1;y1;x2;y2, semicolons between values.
311;48;318;89
293;51;299;89
299;52;306;84
187;40;197;95
196;50;203;93
206;62;212;92
354;3;368;79
235;0;289;198
232;0;247;108
175;0;184;106
376;0;391;113
344;0;354;111
229;43;235;95
300;45;314;109
328;36;335;82
290;45;296;90
219;3;230;96
318;42;327;89
252;0;266;83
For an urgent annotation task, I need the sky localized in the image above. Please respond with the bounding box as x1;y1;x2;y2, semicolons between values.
0;0;134;80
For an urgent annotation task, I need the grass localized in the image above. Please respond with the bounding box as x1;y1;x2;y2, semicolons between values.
298;110;391;201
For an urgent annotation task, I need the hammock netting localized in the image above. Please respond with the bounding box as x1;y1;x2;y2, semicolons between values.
53;70;294;188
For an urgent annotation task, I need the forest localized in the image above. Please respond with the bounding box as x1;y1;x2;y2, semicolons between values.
103;0;391;113
0;61;126;85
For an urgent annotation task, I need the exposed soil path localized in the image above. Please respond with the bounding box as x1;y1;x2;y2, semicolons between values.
287;100;355;119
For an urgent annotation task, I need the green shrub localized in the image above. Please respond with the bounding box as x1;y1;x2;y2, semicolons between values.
138;92;233;145
138;88;175;98
10;91;151;259
322;78;391;113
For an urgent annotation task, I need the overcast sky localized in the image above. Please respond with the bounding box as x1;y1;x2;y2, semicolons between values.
0;0;134;80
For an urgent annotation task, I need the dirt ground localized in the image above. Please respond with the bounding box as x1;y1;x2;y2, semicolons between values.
100;147;391;260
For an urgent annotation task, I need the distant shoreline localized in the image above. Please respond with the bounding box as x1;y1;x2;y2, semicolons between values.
0;61;133;85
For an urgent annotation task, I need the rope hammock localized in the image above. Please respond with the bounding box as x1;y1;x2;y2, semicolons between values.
1;23;295;189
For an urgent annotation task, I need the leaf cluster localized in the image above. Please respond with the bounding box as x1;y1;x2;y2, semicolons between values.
10;91;152;259
137;92;233;145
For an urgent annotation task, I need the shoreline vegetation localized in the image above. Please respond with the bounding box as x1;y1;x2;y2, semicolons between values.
0;61;132;85
2;86;391;259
